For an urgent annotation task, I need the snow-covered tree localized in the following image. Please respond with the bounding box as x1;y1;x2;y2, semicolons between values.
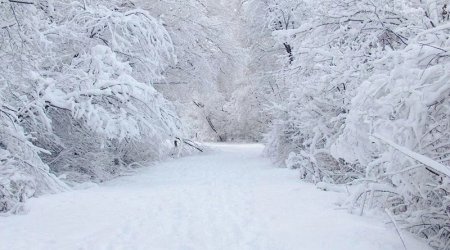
139;0;257;142
0;0;183;213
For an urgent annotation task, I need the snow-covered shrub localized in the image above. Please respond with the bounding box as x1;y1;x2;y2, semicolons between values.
0;0;183;213
0;91;68;213
333;24;450;249
264;0;416;181
0;117;67;213
259;0;450;248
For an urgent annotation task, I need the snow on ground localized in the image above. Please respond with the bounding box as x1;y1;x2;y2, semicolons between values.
0;144;430;250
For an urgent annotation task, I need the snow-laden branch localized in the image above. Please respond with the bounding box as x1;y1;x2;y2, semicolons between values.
371;134;450;177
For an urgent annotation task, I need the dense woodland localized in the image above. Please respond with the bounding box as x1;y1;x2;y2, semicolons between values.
1;0;449;249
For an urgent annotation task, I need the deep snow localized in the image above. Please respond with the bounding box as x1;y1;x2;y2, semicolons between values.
0;144;430;250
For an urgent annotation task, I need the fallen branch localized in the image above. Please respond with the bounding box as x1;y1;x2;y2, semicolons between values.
176;137;204;152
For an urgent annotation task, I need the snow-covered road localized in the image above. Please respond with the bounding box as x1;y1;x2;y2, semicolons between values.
0;144;429;250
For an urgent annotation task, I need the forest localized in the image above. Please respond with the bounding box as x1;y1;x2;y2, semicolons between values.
1;0;449;249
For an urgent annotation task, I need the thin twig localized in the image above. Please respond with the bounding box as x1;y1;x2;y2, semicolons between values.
8;0;34;4
385;208;408;250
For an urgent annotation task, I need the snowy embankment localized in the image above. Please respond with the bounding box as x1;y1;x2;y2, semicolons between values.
0;144;430;250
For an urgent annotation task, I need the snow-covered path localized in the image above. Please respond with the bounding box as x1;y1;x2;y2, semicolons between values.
0;144;429;250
